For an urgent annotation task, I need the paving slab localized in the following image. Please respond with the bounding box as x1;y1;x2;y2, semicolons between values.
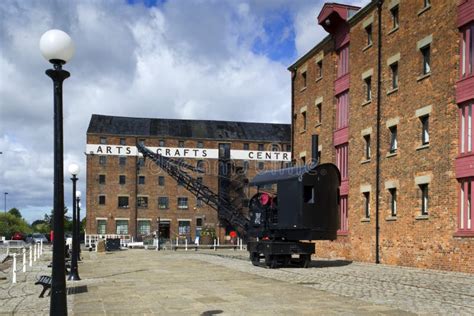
66;250;410;315
1;247;472;315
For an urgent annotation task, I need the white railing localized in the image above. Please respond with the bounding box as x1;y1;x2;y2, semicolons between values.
169;237;246;251
8;242;44;284
85;234;132;249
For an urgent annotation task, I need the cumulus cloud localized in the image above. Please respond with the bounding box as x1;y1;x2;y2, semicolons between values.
0;0;367;222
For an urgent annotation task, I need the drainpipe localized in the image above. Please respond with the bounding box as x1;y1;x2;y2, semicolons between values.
375;0;384;264
134;139;139;240
290;69;296;166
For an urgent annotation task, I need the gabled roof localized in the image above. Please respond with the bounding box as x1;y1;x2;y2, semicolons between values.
318;2;360;24
87;114;291;142
288;1;370;71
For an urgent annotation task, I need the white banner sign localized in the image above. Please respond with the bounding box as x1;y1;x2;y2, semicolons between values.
86;144;217;159
230;150;291;162
86;144;291;161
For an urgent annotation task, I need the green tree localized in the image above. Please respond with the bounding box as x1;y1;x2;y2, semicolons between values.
31;219;50;234
39;207;72;233
0;213;32;239
8;208;22;218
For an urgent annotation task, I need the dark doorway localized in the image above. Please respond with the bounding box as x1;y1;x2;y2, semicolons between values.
159;221;170;240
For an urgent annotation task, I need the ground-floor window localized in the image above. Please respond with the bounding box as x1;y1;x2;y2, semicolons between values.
178;221;191;237
389;188;397;217
138;220;151;236
419;184;429;215
116;220;128;235
97;220;106;234
459;178;473;233
338;195;348;233
364;192;370;218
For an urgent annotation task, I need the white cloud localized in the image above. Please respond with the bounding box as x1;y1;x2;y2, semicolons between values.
0;0;369;222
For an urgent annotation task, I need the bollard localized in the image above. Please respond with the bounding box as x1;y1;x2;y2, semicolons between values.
240;238;243;251
33;244;37;262
217;237;220;247
176;237;178;248
40;240;43;256
156;238;159;251
185;239;188;251
12;253;17;284
6;245;9;257
213;239;217;251
29;246;32;267
22;248;26;273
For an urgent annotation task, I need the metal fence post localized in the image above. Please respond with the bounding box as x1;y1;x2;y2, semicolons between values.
22;248;26;272
12;253;17;284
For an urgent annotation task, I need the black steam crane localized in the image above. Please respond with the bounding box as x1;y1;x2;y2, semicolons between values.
136;135;340;269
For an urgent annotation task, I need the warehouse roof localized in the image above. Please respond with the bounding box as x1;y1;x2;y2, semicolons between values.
87;114;291;142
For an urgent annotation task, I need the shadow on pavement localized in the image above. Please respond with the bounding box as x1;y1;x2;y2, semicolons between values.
67;285;88;295
309;260;353;268
201;310;223;316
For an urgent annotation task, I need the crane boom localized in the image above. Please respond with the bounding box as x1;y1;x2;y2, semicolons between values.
136;143;249;235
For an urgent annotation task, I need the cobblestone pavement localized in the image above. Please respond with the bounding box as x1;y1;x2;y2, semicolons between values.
188;250;474;315
0;248;472;315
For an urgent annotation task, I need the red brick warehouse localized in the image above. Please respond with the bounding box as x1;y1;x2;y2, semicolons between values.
289;0;474;273
85;114;291;243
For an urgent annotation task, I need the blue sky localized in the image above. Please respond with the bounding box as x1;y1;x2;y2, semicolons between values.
251;8;297;63
0;0;367;223
127;0;167;7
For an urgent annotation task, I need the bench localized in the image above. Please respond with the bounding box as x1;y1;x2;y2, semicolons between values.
35;275;52;298
47;259;71;273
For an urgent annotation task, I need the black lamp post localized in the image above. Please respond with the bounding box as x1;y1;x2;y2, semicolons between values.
40;29;75;316
67;164;80;281
75;191;82;262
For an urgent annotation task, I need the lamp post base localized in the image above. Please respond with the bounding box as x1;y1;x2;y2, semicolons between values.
67;269;81;281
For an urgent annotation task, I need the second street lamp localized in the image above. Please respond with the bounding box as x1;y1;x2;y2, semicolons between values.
40;28;75;316
68;164;80;281
76;190;82;262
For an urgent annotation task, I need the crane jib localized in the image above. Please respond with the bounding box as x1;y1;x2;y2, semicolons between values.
136;143;249;235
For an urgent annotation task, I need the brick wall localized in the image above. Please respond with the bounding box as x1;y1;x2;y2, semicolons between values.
292;0;474;273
